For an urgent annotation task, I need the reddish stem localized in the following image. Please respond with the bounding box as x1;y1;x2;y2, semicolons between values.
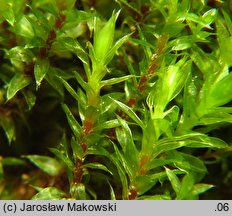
80;141;88;153
137;75;148;91
39;14;66;59
139;155;150;175
55;14;66;30
83;120;93;136
128;188;138;200
74;159;83;184
46;30;56;47
127;98;137;107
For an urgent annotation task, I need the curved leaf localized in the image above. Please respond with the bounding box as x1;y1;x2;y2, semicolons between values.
84;163;113;175
7;73;32;100
110;97;145;129
62;103;82;138
23;155;63;176
32;187;66;200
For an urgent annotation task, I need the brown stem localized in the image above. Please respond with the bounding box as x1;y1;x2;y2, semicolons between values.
138;155;150;175
73;159;84;184
127;34;169;107
39;13;66;59
128;188;138;200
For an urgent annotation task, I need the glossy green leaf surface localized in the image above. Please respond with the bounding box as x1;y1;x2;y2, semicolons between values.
62;103;82;138
165;167;181;195
32;187;66;200
111;98;145;129
93;11;120;62
34;58;50;88
23;155;63;176
7;74;32;100
0;0;231;201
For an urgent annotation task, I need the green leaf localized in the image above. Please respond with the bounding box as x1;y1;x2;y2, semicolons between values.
179;0;190;12
216;15;232;65
100;75;134;88
84;163;113;175
219;37;232;65
207;71;232;108
176;173;195;200
2;5;15;26
153;133;227;158
122;49;137;77
108;182;116;200
167;151;207;173
77;88;87;108
59;77;82;103
70;183;86;199
222;10;232;35
94;10;120;62
100;92;124;114
131;175;159;196
95;119;120;131
130;38;155;51
71;137;84;160
110;154;129;200
171;36;193;51
6;46;34;69
184;13;209;29
192;183;214;196
150;58;191;116
137;194;171;200
115;0;142;18
146;158;174;171
202;9;217;26
49;147;74;180
53;38;90;76
132;170;184;196
26;15;48;41
61;103;82;138
105;33;131;64
137;24;154;59
198;111;232;125
22;89;36;110
33;1;59;14
152;138;185;158
2;157;26;166
165;167;181;195
31;8;51;33
188;136;227;148
23;155;63;176
74;71;88;91
43;67;64;97
166;59;191;102
32;187;66;200
164;105;180;123
116;117;139;174
87;145;111;158
164;22;185;37
0;116;15;143
25;37;44;49
141;119;157;156
112;142;133;179
180;74;198;129
87;144;130;198
7;73;32;100
34;58;50;89
190;45;213;77
16;16;34;38
110;97;145;129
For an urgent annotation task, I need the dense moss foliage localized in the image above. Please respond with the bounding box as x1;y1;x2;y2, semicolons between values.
0;0;232;199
